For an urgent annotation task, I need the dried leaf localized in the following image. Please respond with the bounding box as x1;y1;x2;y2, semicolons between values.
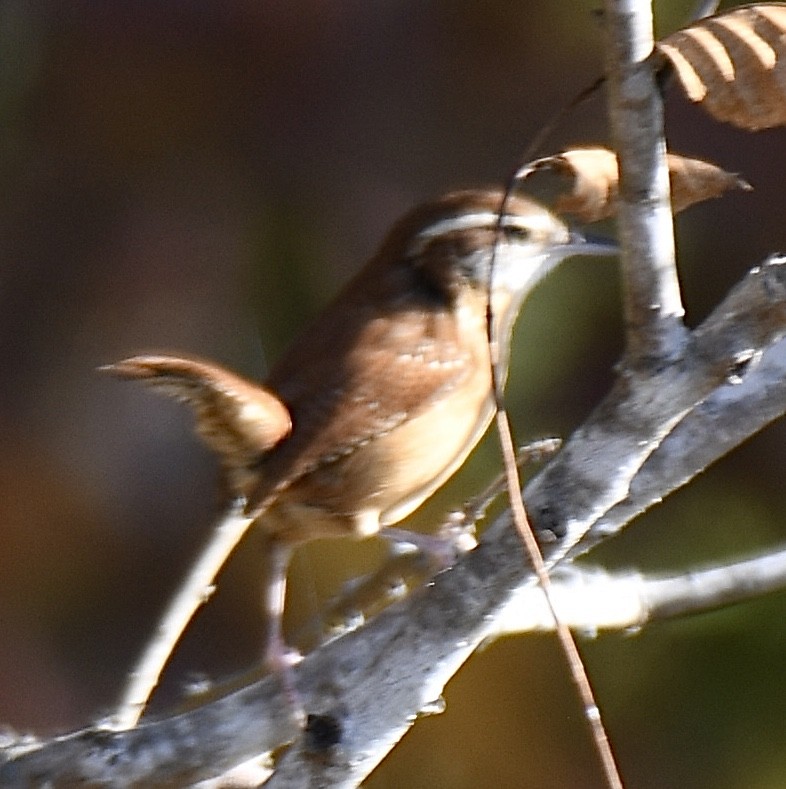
655;3;786;130
531;146;750;222
541;148;619;222
667;152;753;213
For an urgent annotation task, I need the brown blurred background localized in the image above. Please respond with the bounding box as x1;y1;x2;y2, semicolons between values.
1;1;785;787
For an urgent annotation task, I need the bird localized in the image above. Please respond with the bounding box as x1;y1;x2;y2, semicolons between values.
104;188;615;683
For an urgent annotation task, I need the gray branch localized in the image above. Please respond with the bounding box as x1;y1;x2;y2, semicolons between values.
603;0;686;361
527;254;786;563
496;548;786;636
2;254;786;787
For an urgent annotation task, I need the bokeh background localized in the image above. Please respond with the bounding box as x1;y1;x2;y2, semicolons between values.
1;1;785;786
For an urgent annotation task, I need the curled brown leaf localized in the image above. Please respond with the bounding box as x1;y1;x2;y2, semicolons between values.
529;146;750;222
655;3;786;130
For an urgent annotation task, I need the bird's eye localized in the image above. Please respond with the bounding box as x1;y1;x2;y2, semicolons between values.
502;224;531;242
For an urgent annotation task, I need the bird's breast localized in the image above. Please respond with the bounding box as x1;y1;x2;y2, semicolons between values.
261;288;497;542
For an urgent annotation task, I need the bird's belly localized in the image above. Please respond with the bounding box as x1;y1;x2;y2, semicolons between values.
271;387;495;542
374;391;495;525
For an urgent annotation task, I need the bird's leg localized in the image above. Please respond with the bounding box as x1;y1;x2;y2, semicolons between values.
380;437;562;568
379;526;475;570
261;539;304;723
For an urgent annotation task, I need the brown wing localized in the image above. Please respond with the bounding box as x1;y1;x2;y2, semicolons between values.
248;251;476;513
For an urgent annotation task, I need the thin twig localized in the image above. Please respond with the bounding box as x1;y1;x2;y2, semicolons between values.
495;546;786;635
488;198;623;787
492;405;625;789
112;504;254;729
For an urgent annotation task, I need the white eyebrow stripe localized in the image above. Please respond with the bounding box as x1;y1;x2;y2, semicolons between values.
412;208;557;245
414;211;502;240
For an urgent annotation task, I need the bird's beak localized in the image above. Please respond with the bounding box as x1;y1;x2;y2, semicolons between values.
564;229;619;258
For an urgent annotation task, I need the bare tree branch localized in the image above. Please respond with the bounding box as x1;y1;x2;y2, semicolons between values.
571;289;786;558
113;506;254;731
603;0;686;363
525;254;786;563
496;547;786;635
2;253;786;787
522;0;702;571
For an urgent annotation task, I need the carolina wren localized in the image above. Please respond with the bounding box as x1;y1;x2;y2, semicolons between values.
105;188;614;672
